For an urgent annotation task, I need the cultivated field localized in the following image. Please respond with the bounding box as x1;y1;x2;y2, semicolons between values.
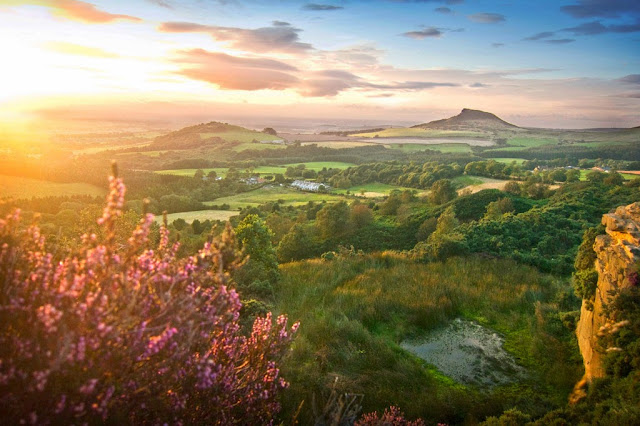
157;210;238;224
0;175;106;199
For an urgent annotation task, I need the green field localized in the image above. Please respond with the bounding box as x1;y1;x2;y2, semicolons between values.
351;128;484;138
301;141;376;149
156;168;229;177
487;157;527;164
0;175;107;199
156;162;355;178
200;130;281;144
156;210;237;224
229;142;287;152
579;169;636;181
333;182;426;197
451;175;485;187
204;185;346;209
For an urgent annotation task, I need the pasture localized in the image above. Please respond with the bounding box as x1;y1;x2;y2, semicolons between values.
204;185;346;209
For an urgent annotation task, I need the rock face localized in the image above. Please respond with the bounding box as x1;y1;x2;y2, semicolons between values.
412;108;518;131
575;203;640;383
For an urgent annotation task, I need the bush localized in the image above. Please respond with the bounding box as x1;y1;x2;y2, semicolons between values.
0;171;298;424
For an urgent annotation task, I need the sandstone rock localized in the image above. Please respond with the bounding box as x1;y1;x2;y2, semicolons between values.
573;202;640;401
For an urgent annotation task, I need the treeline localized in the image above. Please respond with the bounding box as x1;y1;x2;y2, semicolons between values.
328;161;464;189
482;142;640;161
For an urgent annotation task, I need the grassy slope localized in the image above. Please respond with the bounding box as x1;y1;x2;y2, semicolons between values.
276;254;581;424
0;175;106;199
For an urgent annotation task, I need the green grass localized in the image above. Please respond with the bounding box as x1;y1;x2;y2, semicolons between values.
155;162;355;178
0;175;107;199
386;143;473;153
204;185;347;209
276;254;581;424
301;141;377;149
578;169;635;181
156;210;237;224
229;142;286;152
489;158;527;165
332;182;425;196
200;130;281;144
351;128;484;138
155;168;229;177
451;175;485;187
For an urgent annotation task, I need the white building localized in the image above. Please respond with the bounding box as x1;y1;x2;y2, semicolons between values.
291;180;329;192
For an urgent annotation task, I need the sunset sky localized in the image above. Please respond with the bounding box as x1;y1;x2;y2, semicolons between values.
1;0;639;131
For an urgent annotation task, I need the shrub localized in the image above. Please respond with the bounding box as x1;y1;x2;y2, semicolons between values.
0;169;298;424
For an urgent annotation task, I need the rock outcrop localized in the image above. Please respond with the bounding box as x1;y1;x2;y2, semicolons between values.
573;203;640;399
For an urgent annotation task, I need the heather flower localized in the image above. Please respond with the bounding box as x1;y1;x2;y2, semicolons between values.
0;172;298;424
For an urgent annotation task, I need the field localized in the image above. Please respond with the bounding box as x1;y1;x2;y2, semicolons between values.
200;130;281;144
579;169;636;181
156;210;237;224
204;185;347;209
300;141;377;149
331;182;426;198
0;175;107;199
490;158;527;164
386;143;473;153
351;128;484;139
276;255;580;423
155;162;356;178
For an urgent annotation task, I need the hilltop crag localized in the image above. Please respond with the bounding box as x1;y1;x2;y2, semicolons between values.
573;203;640;399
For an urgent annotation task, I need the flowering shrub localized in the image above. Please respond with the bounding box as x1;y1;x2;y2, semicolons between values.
0;168;298;424
356;406;426;426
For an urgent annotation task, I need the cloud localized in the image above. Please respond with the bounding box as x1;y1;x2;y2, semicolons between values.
546;38;575;44
147;0;173;9
563;19;640;35
272;20;291;26
524;31;555;41
402;27;443;39
468;13;505;23
470;82;489;88
8;0;141;23
618;92;640;98
302;3;344;11
173;49;299;91
158;21;313;54
435;7;452;14
44;41;119;57
562;0;640;19
491;42;504;48
618;74;640;84
172;48;459;97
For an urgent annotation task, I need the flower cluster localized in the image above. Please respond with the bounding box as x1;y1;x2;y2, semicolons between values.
0;172;298;424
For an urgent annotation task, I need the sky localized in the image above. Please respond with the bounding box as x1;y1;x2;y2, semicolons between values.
0;0;639;133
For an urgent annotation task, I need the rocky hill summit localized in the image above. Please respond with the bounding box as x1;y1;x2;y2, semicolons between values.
573;202;640;400
412;108;518;131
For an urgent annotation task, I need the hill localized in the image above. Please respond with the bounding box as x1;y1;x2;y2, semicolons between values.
150;121;281;150
412;108;519;131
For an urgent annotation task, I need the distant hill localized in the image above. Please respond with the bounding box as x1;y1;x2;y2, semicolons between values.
412;108;518;131
150;121;280;150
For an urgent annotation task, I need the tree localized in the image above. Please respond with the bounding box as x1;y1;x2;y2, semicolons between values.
503;181;521;195
277;223;313;262
604;172;625;186
566;169;581;182
316;201;351;239
415;216;437;241
586;170;605;183
0;171;297;424
351;203;374;228
428;179;457;205
484;198;515;220
194;169;205;180
262;127;277;136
